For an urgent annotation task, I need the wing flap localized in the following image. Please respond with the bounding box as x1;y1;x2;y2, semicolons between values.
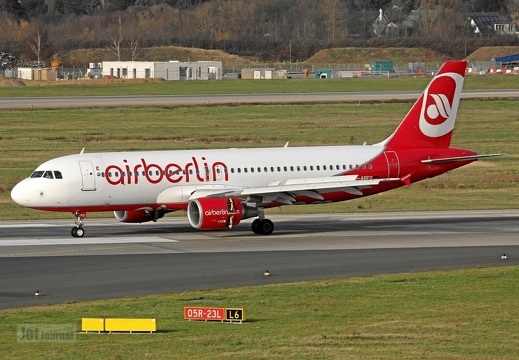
188;176;400;205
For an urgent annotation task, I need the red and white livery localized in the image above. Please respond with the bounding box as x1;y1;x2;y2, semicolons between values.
11;61;502;237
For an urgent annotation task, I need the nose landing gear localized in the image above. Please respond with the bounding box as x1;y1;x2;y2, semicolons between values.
71;211;86;238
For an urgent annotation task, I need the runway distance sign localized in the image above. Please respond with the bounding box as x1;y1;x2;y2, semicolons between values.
225;308;245;322
184;307;225;321
184;307;246;322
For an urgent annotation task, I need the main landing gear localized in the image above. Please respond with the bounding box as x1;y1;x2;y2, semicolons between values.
71;211;86;238
251;218;274;235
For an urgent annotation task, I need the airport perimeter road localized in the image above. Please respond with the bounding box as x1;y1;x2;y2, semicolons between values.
0;210;518;309
1;90;519;109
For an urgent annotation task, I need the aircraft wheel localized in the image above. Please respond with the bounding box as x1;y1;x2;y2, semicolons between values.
71;227;85;238
251;219;262;234
259;219;274;235
75;227;85;237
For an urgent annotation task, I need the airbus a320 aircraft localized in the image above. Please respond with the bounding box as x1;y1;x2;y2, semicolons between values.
11;61;502;237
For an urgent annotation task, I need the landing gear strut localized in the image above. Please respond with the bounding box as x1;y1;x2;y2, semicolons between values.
251;218;274;235
71;211;86;238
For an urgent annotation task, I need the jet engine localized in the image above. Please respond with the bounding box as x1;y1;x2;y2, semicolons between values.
114;209;164;223
187;198;258;230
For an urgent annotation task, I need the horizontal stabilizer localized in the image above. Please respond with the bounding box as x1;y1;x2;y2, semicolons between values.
421;153;505;164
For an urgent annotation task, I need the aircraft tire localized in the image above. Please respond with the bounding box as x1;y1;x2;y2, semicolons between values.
75;227;85;237
259;219;274;235
252;218;274;235
251;218;262;234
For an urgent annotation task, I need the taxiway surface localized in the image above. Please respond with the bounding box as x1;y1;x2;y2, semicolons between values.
2;90;519;109
1;210;518;309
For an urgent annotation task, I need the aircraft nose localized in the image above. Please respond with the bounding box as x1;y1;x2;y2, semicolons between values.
11;180;32;206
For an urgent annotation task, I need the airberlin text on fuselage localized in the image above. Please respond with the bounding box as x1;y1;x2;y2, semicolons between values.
104;157;229;185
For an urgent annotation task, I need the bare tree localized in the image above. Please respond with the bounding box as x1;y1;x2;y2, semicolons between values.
507;0;519;24
28;29;44;66
320;0;348;41
108;14;123;61
128;37;139;61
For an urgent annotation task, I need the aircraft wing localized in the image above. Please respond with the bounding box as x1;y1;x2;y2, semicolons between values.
188;175;401;205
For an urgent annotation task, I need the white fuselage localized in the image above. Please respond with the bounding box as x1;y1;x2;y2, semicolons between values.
12;145;385;211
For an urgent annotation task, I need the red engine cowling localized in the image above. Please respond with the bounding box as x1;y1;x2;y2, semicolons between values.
187;198;245;230
114;209;164;223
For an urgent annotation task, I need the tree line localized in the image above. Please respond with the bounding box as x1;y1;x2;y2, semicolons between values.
0;0;518;65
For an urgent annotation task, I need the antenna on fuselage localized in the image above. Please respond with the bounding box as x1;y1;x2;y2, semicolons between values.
80;148;85;154
284;142;289;148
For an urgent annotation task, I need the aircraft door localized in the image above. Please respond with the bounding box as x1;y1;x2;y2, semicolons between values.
79;161;96;191
384;151;400;178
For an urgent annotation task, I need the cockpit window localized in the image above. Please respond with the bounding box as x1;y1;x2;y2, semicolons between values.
43;171;54;179
30;170;63;179
30;171;45;178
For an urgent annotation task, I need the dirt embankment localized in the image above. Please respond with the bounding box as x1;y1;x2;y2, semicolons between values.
0;76;165;87
64;46;258;67
465;46;519;61
306;47;449;64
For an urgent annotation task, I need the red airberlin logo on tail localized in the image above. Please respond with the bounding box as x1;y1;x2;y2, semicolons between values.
419;72;464;138
104;157;229;185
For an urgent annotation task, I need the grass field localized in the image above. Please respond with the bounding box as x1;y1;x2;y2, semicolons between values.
1;74;519;97
1;99;518;220
2;266;518;359
1;77;519;359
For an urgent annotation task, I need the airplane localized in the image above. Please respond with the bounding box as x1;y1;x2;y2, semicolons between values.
11;60;502;237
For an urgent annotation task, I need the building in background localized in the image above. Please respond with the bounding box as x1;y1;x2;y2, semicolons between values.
102;61;222;80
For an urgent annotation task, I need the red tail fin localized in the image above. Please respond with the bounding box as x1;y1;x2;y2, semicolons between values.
381;61;467;149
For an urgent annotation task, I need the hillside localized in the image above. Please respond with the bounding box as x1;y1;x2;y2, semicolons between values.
305;47;449;64
465;46;519;61
62;46;258;67
59;46;519;67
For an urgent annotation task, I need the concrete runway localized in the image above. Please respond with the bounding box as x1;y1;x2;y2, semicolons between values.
2;90;519;109
0;210;518;309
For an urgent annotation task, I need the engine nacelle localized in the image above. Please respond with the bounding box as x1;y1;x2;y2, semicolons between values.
114;209;164;223
187;198;257;230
